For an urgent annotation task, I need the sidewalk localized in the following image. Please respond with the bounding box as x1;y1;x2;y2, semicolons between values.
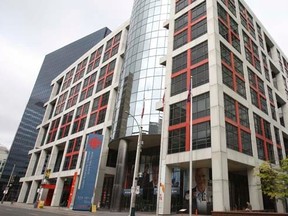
2;202;187;215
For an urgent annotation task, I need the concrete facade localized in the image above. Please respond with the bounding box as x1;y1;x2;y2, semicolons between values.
18;0;288;215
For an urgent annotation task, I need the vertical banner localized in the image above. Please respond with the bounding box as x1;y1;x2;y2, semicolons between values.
73;134;103;211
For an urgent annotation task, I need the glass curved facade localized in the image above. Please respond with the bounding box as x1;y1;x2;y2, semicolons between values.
113;0;170;138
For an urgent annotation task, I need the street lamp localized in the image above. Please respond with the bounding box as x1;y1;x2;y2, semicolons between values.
1;164;15;204
125;111;143;216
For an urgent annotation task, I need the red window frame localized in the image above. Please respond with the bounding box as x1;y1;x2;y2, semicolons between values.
47;118;61;143
64;137;82;170
102;32;122;63
88;92;109;127
72;102;90;133
66;83;81;110
174;2;207;48
239;2;255;38
55;91;68;115
254;115;274;161
62;68;75;91
80;72;97;101
96;60;116;93
218;3;240;51
248;69;267;113
73;58;88;83
58;110;74;139
87;46;103;73
243;31;260;72
224;95;251;154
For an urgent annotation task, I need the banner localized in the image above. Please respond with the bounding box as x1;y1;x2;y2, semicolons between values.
73;134;103;210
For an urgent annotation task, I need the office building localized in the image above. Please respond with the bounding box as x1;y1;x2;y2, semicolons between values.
18;0;288;214
0;145;9;178
0;28;111;201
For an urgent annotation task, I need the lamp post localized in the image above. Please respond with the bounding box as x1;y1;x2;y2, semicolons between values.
125;111;143;216
1;164;15;204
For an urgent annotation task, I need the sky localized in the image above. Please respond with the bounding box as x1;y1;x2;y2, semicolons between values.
0;0;287;150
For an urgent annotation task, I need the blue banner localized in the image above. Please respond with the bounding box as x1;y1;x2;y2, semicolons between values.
73;133;103;211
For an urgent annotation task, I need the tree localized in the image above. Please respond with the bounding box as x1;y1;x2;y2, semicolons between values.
256;158;288;200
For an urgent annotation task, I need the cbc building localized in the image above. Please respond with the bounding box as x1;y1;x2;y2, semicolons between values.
18;0;288;214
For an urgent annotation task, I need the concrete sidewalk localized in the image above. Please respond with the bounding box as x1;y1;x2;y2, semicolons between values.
1;202;187;215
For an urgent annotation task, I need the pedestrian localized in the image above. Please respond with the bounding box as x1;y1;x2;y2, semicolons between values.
245;202;252;211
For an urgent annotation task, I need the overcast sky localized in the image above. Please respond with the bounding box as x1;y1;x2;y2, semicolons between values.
0;0;287;150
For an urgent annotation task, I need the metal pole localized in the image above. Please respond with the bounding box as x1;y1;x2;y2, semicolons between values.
1;164;15;204
126;111;142;216
189;76;193;216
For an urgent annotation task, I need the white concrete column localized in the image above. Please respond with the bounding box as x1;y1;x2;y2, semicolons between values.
51;177;64;206
25;153;39;177
208;0;230;211
26;181;39;204
17;181;29;203
48;145;59;172
276;199;286;213
247;168;263;210
157;165;172;215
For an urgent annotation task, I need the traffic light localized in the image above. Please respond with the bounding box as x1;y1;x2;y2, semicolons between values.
44;169;51;179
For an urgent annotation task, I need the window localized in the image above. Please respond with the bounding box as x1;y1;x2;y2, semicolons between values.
102;33;121;63
72;102;90;133
218;3;240;52
96;60;116;92
226;122;238;151
239;103;249;127
62;68;75;91
191;41;208;65
267;144;275;163
248;68;268;114
256;138;265;160
170;101;186;125
74;58;88;83
171;73;187;96
172;51;187;73
63;137;82;170
241;131;252;156
222;65;233;89
176;0;188;13
243;31;260;72
191;2;206;22
221;43;246;99
236;77;246;98
168;128;186;154
192;92;210;119
191;63;209;87
239;2;255;38
55;92;68;115
174;30;188;50
263;120;271;140
253;113;262;135
80;73;96;102
193;121;211;149
224;94;236;121
87;46;103;73
66;83;81;109
221;0;236;16
58;111;74;139
175;13;188;32
88;92;110;128
191;19;207;40
47;118;60;143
